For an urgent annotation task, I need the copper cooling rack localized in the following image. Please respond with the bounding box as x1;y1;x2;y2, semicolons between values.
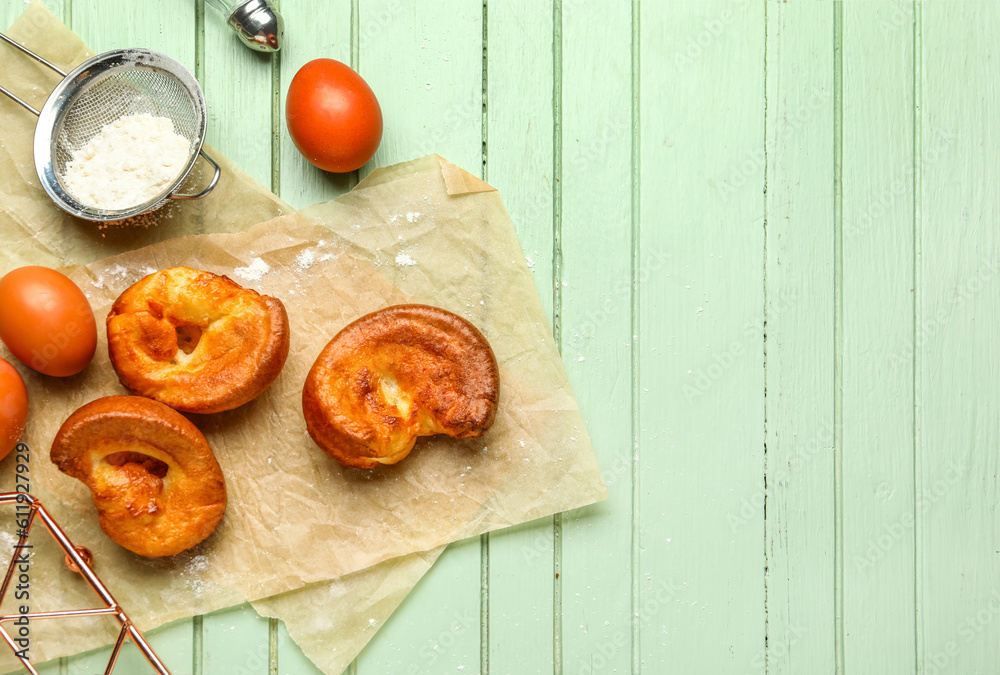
0;493;171;675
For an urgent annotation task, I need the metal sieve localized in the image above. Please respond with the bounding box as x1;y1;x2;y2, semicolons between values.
0;33;220;222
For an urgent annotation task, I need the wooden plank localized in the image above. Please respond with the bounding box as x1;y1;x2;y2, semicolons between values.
351;0;484;668
359;0;482;179
72;0;195;70
483;0;556;673
639;1;765;671
202;603;270;675
202;0;274;190
357;538;481;673
763;2;836;673
558;0;635;673
841;2;917;672
919;2;1000;672
276;0;354;210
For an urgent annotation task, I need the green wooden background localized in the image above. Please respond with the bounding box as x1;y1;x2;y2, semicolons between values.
2;0;999;673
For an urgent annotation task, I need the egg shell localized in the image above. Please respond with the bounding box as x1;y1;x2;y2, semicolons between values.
0;357;28;460
0;266;98;377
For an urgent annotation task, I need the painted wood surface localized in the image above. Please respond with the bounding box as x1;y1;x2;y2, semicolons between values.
765;2;835;673
3;1;1000;673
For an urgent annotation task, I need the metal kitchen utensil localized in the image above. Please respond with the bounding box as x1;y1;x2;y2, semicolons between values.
0;492;171;675
207;0;285;52
0;32;220;222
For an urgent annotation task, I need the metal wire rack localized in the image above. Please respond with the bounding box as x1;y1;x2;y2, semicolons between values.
0;493;171;675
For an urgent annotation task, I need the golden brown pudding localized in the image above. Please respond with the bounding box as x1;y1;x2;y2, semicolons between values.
50;395;227;557
106;266;289;414
303;304;500;469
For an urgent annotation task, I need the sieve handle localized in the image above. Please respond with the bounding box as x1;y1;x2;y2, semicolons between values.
0;31;68;116
0;84;39;116
169;149;221;200
0;32;67;77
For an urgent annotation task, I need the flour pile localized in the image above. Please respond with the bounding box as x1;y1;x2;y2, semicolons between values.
64;114;191;210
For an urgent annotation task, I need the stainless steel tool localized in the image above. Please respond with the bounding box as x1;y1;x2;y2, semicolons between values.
0;33;220;223
207;0;284;52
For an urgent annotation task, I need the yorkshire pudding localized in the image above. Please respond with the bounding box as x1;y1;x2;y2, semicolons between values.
303;304;500;469
106;266;289;414
50;395;227;557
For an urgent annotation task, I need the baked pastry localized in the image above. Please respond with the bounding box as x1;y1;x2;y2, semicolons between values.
106;266;289;414
303;304;500;469
50;395;227;557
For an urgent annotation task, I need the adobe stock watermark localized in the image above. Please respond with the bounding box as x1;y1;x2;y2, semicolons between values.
924;590;1000;674
567;247;670;350
852;459;966;572
717;85;830;201
727;421;834;533
413;94;481;160
521;452;631;564
8;443;32;661
567;117;629;181
887;258;1000;369
572;578;682;675
21;295;92;375
683;287;799;402
846;127;956;239
672;1;748;72
877;1;914;40
227;643;268;675
358;0;403;50
414;608;474;672
742;623;807;674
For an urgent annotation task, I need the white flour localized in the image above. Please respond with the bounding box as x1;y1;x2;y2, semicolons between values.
395;251;418;266
233;257;270;282
64;114;191;210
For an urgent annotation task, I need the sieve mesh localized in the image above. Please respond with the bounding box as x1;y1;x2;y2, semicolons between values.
51;66;201;209
5;45;216;222
53;69;199;177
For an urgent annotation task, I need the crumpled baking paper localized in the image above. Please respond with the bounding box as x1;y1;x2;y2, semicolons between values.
0;4;607;672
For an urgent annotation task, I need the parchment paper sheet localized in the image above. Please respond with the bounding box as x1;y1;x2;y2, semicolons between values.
0;4;606;671
1;5;443;670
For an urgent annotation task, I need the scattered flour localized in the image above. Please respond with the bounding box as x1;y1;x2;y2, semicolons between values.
233;257;270;282
395;251;418;267
296;248;316;270
406;211;421;222
64;114;192;210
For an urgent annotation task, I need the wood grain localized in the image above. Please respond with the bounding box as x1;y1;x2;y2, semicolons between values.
638;1;765;671
842;1;917;672
484;0;557;673
558;1;635;674
920;2;1000;672
764;2;836;673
